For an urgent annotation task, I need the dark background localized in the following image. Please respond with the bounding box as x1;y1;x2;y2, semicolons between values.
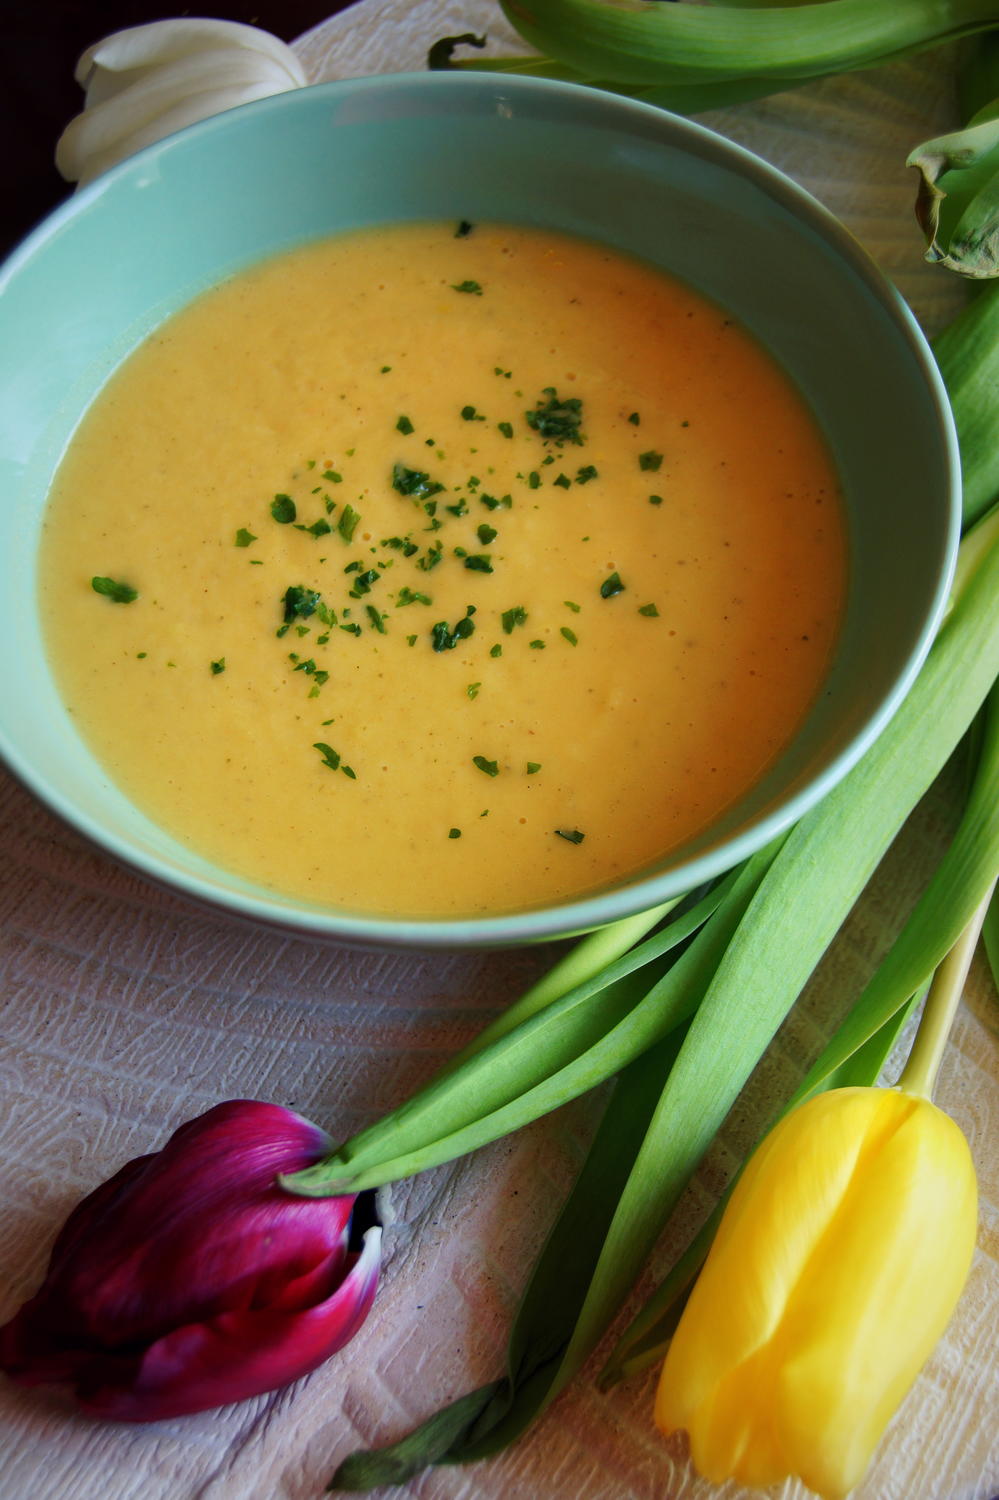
3;1;355;256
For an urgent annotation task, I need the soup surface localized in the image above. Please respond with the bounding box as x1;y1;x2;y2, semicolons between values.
41;222;846;918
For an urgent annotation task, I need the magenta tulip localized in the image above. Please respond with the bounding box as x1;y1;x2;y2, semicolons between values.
0;1100;380;1421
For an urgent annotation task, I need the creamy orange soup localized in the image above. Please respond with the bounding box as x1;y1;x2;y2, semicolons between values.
41;222;846;918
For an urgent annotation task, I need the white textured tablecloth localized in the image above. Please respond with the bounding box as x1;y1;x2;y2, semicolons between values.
0;7;996;1499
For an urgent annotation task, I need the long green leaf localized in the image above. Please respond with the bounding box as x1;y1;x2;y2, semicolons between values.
790;677;999;1104
933;286;999;528
297;856;778;1194
498;0;999;89
330;1031;685;1490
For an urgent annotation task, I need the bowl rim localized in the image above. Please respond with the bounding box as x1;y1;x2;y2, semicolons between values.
0;69;961;949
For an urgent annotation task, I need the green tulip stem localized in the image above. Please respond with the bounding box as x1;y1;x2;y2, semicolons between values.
898;880;996;1100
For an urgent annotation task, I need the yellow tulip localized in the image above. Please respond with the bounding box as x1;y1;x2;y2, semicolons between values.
654;1085;978;1499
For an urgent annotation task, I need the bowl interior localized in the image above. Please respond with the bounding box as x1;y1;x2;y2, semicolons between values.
0;74;959;947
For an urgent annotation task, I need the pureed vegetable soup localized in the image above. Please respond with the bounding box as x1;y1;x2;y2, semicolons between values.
41;221;846;918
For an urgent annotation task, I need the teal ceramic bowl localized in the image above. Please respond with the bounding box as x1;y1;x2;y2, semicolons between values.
0;73;959;948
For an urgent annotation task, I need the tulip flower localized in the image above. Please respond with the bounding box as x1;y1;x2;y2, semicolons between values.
654;1084;978;1499
0;1100;381;1422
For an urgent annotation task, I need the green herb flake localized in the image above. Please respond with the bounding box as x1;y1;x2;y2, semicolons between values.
234;528;257;548
467;682;481;699
392;463;444;500
553;473;572;490
282;585;321;623
501;606;528;634
480;492;511;511
527;471;541;490
477;523;498;545
497;421;514;439
526;761;541;774
473;755;499;777
529;639;546;650
464;554;494;573
210;658;226;675
448;827;462;839
396;586;432;607
431;606;476;652
91;576;138;604
526;387;584;447
323;469;343;483
639;450;663;472
649;494;664;506
452;280;483;295
639;602;660;617
560;627;578;646
396;415;415;435
555;827;585;844
489;643;502;658
600;572;625;599
564;600;581;613
461;405;484;422
628;411;641;426
302;518;332;538
270;493;297;524
338;504;361;542
313;742;341;771
455;220;474;238
575;465;598;485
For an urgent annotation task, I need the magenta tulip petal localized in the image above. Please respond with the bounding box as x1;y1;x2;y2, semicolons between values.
0;1101;381;1420
80;1227;383;1422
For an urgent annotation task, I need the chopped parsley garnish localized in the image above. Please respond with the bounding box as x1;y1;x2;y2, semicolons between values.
392;463;445;500
639;603;660;617
282;585;320;623
526;762;541;774
560;627;578;646
473;755;499;777
527;471;541;490
501;606;528;634
418;541;444;572
490;643;502;658
556;828;585;844
480;492;511;511
455;220;474;238
348;568;380;597
445;499;468;518
477;523;498;545
575;464;598;484
497;421;514;439
91;576;138;604
529;639;546;650
366;605;387;633
448;827;462;838
452;280;483;295
395;586;432;606
313;742;340;770
639;450;664;472
464;554;493;573
526;387;584;447
298;518;332;538
338;504;361;542
466;682;481;699
553;473;572;489
461;405;484;422
270;494;297;524
431;606;476;651
210;657;226;675
322;468;343;483
628;411;641;425
396;415;415;435
234;528;257;548
649;494;664;506
600;572;625;599
564;600;581;612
